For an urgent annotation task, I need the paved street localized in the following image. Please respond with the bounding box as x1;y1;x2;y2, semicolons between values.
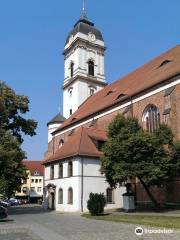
0;205;180;240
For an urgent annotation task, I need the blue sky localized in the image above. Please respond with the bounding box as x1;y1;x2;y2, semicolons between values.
0;0;179;160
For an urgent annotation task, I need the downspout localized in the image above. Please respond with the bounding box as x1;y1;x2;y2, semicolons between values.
81;157;84;212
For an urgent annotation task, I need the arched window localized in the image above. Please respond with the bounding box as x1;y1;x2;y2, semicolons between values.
70;62;74;77
50;165;54;180
142;105;160;133
58;188;63;204
59;163;63;178
68;187;73;204
59;139;64;149
68;161;73;177
106;188;114;203
88;60;94;76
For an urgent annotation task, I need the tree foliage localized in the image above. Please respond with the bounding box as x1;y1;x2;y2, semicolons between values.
101;114;180;208
0;81;37;197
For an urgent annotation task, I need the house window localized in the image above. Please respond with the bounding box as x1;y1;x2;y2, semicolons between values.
106;188;114;203
68;187;73;204
35;179;38;183
50;165;54;180
88;60;94;76
37;187;41;192
69;109;72;116
31;179;34;183
39;179;42;183
68;161;73;177
59;163;63;178
70;62;74;77
34;171;40;176
23;187;27;193
58;188;63;204
31;187;35;191
142;105;160;133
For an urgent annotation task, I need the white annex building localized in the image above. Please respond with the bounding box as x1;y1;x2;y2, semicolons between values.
43;8;126;212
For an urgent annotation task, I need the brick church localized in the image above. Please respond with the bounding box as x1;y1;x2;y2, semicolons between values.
43;7;180;211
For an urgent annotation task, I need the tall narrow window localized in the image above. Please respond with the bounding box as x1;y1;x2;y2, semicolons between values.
88;60;94;76
68;187;73;204
90;88;95;96
143;105;160;133
70;62;74;77
69;109;72;116
68;161;73;177
50;165;54;180
59;163;63;178
106;188;114;203
58;188;63;204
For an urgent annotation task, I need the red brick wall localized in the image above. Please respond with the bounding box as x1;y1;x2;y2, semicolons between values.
45;82;180;204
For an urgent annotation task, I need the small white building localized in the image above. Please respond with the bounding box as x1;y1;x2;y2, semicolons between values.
43;127;125;212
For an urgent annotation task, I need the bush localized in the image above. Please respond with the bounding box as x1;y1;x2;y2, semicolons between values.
87;193;106;216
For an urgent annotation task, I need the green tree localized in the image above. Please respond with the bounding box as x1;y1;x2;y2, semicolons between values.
0;81;37;198
101;114;180;208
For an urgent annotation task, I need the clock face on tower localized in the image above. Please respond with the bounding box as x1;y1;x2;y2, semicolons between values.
88;32;96;42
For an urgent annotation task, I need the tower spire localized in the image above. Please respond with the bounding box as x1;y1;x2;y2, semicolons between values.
82;0;87;19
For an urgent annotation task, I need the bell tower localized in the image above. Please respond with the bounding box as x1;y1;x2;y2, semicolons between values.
63;4;107;119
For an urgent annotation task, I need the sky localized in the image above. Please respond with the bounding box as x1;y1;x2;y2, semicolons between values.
0;0;179;160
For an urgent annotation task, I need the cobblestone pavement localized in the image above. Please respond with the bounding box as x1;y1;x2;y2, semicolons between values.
0;205;180;240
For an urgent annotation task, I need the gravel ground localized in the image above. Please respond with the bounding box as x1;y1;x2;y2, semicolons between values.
0;205;180;240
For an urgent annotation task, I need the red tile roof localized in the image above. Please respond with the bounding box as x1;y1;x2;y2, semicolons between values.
23;160;44;176
54;45;180;133
44;127;107;164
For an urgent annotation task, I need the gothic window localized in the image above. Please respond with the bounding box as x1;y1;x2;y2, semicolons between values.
59;163;63;178
70;62;74;77
59;139;64;148
58;188;63;204
88;60;94;76
68;187;73;204
106;188;114;203
50;165;54;180
142;105;160;133
68;161;73;177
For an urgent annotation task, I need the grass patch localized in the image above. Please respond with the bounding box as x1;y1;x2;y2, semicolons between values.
82;213;180;229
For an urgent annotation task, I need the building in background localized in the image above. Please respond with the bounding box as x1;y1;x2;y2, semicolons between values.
16;161;44;203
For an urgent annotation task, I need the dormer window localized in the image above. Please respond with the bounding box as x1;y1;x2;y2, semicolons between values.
70;62;74;77
88;60;94;76
59;139;64;148
34;170;40;176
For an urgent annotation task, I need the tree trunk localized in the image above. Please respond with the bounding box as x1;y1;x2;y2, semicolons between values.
138;177;160;210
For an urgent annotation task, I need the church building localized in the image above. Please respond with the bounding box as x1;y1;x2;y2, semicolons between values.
43;7;180;212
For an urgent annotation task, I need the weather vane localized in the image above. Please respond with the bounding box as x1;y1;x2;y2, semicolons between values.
82;0;87;19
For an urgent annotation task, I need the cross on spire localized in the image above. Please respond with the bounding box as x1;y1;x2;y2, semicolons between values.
82;0;87;19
